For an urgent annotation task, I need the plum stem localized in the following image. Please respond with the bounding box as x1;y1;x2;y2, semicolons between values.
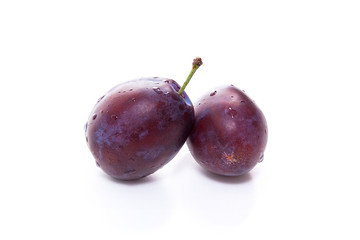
178;57;203;96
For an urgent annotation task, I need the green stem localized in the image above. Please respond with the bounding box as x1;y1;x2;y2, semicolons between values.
178;57;202;95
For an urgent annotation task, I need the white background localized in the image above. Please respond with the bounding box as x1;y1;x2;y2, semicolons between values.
1;0;359;239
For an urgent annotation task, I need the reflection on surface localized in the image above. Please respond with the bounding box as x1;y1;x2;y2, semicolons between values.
94;172;174;231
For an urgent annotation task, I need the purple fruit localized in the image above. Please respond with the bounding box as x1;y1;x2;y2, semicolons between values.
85;58;202;180
187;85;268;176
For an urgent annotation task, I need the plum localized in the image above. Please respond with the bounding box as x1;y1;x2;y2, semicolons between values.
187;85;268;176
85;58;202;180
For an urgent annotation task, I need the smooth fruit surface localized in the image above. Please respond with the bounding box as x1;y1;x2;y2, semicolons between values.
187;85;267;176
85;78;194;180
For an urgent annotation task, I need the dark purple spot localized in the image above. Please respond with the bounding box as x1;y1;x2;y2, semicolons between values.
130;133;139;142
92;114;97;120
210;91;217;96
172;94;178;101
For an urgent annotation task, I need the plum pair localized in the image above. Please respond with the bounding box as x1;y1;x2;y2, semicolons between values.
85;58;267;180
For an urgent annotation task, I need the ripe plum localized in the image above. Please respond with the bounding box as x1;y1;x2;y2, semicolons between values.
85;58;202;180
187;85;267;176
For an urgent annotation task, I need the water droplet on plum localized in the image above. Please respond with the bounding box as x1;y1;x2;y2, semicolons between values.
226;106;237;118
124;169;136;174
258;154;264;163
111;114;118;120
92;114;97;120
152;87;163;94
210;91;217;96
128;97;136;103
97;95;105;103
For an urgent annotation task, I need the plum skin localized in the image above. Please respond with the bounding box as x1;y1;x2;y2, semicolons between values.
187;85;268;176
85;78;194;180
